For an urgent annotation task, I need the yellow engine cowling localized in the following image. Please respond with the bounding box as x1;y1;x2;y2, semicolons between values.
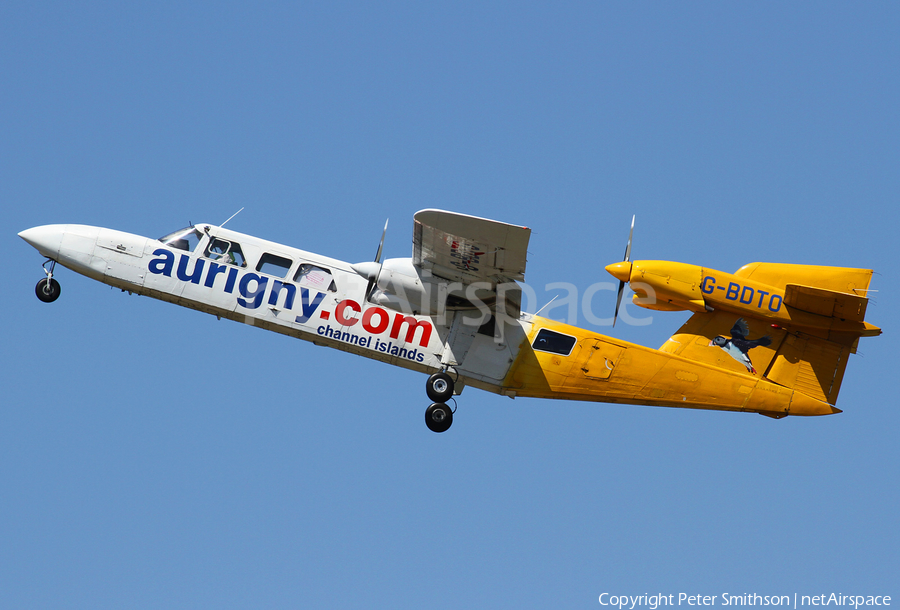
606;259;880;336
608;260;707;313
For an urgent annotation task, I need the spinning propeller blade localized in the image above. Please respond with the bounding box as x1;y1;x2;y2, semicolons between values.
612;215;634;328
365;219;389;301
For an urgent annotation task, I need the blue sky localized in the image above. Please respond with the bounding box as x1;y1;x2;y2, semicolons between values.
2;2;898;608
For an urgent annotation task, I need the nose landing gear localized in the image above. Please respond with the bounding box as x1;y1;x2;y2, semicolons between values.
425;402;454;433
35;260;61;303
426;371;454;403
424;371;457;433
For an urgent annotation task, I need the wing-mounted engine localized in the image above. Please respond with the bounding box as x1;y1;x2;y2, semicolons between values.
606;257;880;337
603;219;879;336
352;209;532;319
352;257;497;316
606;260;708;313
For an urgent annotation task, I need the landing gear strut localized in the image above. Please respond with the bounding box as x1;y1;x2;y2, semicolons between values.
35;260;61;303
424;371;457;432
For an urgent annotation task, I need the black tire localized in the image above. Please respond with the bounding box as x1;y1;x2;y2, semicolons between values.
426;372;454;403
35;278;61;303
425;402;453;433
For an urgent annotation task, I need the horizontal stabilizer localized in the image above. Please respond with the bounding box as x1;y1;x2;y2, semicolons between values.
784;284;868;322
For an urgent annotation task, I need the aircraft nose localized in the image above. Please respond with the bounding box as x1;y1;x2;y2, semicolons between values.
18;224;67;258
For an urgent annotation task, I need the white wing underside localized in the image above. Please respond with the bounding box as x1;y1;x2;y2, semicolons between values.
413;209;530;285
411;210;531;367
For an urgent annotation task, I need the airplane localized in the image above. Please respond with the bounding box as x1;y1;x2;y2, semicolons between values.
19;210;881;432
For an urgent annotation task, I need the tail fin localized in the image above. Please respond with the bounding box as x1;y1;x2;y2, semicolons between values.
757;264;880;405
766;330;850;405
663;263;880;408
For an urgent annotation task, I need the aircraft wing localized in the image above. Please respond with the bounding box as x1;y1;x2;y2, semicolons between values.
413;209;531;284
413;209;531;318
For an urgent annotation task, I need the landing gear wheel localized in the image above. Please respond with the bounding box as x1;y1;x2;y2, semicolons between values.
426;372;454;403
425;402;453;433
35;278;61;303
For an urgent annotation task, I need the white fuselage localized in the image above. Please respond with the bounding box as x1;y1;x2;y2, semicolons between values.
19;223;528;395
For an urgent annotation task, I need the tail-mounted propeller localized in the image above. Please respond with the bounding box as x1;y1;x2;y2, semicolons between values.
605;215;634;327
351;219;389;302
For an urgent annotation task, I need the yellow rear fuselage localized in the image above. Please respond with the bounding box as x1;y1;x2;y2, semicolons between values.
502;315;836;418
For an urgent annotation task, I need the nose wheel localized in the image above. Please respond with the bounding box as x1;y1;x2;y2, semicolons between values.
426;371;454;402
424;371;457;432
425;402;454;433
35;260;61;303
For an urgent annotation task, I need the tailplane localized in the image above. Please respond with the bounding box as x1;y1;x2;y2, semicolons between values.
661;263;880;409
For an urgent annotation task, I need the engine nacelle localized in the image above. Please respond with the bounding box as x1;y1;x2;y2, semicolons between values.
363;258;498;316
610;260;708;313
607;258;880;334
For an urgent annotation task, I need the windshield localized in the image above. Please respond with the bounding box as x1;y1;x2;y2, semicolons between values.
158;226;203;252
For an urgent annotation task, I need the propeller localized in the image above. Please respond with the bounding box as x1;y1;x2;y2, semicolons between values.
350;219;389;302
606;215;634;327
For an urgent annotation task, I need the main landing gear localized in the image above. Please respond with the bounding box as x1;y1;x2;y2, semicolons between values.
424;371;457;433
35;260;61;303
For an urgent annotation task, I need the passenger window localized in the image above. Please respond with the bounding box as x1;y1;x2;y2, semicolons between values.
532;328;576;356
294;263;337;292
205;238;246;267
257;253;293;278
159;227;202;252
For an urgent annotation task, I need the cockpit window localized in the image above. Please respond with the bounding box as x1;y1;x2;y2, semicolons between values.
294;263;337;292
205;238;246;267
532;328;577;356
158;227;202;252
257;253;293;278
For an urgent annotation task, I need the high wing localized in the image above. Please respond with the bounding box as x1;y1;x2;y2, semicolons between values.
413;209;530;283
412;209;531;316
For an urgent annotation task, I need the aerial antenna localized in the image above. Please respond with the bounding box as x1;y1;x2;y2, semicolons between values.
533;295;559;317
220;207;245;228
